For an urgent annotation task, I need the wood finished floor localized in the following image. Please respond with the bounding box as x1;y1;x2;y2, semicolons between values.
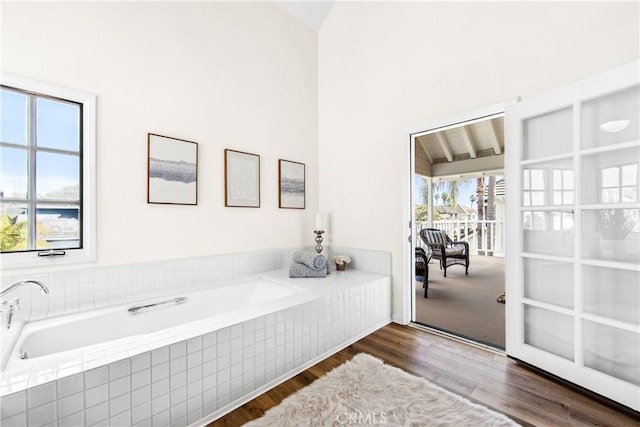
210;323;640;427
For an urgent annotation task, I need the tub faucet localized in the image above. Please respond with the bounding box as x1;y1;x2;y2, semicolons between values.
1;280;49;297
1;280;49;329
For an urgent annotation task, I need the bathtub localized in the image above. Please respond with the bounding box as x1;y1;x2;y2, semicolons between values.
4;276;306;371
0;268;391;427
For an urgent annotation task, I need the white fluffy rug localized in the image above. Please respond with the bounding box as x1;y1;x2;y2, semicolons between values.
245;353;520;426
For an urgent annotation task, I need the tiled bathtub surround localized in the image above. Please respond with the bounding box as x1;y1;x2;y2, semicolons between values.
1;271;391;426
1;247;391;426
0;246;391;326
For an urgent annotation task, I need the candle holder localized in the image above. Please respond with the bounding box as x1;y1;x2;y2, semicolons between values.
314;230;324;254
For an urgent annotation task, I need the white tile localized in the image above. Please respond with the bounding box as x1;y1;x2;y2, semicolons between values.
187;409;202;426
132;385;151;407
27;381;56;408
186;379;202;399
58;410;85;427
152;347;169;366
131;352;151;373
0;391;25;418
217;328;230;343
85;384;108;408
187;337;202;354
109;392;130;416
203;346;217;363
170;341;186;360
152;362;169;382
202;332;216;349
170;356;186;374
187;352;202;369
131;401;151;425
109;376;130;398
170;386;187;405
27;401;56;426
57;392;84;419
170;372;186;390
1;411;26;427
152;409;170;426
187;366;202;385
170;401;187;423
151;378;170;400
109;409;130;426
85;366;108;389
132;369;151;390
203;387;217;407
152;393;170;415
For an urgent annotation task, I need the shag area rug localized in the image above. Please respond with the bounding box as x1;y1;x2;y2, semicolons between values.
245;353;520;426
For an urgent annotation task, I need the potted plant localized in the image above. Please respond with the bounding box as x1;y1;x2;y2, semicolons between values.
597;209;638;257
333;255;351;271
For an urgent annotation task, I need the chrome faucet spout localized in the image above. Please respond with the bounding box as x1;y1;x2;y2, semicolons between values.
0;280;49;297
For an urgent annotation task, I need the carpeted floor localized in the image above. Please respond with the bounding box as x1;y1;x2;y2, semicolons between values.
415;255;505;349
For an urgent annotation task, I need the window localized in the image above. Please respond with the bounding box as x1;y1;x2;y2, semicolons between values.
0;74;95;268
523;169;545;206
600;164;638;203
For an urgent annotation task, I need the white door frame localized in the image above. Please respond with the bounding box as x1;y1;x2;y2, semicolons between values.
403;100;518;325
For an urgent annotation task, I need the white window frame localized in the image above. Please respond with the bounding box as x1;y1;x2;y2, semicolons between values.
1;73;96;269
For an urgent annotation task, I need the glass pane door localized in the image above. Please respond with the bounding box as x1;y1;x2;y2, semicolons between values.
505;61;640;411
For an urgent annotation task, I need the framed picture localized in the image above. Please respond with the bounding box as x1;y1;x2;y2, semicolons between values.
224;149;260;207
147;133;198;205
279;159;305;209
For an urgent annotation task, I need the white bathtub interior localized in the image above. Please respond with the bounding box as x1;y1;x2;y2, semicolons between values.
6;277;306;366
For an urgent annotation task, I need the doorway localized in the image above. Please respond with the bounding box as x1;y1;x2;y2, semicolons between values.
410;109;507;349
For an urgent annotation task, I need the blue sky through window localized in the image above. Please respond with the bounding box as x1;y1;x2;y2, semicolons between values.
1;89;80;199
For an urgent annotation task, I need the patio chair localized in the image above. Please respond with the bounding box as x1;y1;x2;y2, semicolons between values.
419;228;469;277
415;247;431;298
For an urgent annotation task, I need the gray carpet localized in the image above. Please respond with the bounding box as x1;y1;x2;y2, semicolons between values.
415;255;505;349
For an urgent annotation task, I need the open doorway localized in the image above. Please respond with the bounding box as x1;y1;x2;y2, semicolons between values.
411;112;506;350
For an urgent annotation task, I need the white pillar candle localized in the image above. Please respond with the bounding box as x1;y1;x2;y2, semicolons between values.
315;212;323;231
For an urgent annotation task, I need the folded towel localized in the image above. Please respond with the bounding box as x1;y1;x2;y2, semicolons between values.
292;250;327;271
289;262;327;278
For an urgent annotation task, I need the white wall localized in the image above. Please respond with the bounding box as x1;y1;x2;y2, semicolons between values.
2;2;319;271
318;2;639;321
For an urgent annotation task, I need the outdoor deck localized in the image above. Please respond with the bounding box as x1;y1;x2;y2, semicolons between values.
414;255;505;349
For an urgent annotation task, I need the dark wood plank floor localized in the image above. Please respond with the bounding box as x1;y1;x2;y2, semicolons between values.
210;323;640;426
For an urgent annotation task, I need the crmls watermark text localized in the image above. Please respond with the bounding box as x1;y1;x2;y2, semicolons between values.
336;411;388;424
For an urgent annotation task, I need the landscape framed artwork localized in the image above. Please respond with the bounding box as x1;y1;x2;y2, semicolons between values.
147;133;198;205
224;149;260;207
279;159;305;209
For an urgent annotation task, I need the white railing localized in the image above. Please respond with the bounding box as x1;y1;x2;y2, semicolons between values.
415;219;505;257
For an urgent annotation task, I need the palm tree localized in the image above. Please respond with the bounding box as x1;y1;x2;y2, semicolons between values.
436;180;463;208
469;194;477;208
434;192;440;206
441;192;450;207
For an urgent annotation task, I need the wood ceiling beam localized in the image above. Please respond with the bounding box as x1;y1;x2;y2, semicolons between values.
487;119;502;155
416;136;433;164
461;126;477;158
436;132;453;162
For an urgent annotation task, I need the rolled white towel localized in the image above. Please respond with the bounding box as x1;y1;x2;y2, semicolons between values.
292;250;327;271
289;262;327;278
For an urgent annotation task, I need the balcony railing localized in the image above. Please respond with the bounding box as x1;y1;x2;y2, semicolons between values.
415;219;505;257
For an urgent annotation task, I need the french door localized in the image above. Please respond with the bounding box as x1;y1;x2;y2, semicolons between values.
505;61;639;411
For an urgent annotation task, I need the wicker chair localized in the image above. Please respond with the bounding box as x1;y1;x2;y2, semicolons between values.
419;228;469;277
415;247;431;298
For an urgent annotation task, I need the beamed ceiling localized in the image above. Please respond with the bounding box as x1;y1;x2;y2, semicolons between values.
415;116;505;178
